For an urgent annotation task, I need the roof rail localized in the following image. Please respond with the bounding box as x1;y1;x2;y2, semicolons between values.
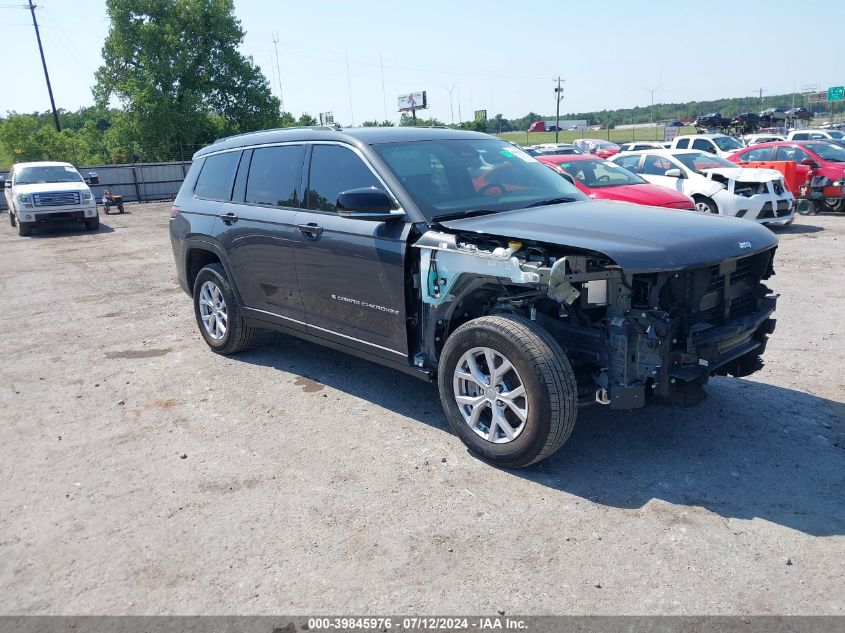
213;124;342;144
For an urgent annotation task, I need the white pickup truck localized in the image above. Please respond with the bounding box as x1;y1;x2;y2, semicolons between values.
4;161;99;236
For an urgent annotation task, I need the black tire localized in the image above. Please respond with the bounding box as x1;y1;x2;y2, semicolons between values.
18;221;32;237
437;314;578;468
823;198;843;213
693;196;718;214
9;211;16;227
85;217;99;231
796;199;815;216
192;263;256;355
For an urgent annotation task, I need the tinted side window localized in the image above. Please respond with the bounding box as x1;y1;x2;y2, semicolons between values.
194;151;240;201
692;138;713;152
307;145;382;212
775;146;810;163
615;155;642;172
641;155;674;176
675;138;689;149
743;147;774;162
791;133;808;140
245;145;304;207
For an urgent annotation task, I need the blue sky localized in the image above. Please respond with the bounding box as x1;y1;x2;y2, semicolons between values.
2;0;844;124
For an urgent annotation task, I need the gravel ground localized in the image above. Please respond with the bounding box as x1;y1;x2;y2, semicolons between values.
0;203;843;615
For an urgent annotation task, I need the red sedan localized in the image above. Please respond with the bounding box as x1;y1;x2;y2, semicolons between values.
730;140;845;189
537;154;695;209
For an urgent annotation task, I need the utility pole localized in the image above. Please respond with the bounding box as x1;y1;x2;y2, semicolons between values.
754;87;766;108
272;33;284;112
553;77;565;143
28;0;60;132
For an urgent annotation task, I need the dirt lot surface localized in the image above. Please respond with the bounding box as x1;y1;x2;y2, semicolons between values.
1;203;843;615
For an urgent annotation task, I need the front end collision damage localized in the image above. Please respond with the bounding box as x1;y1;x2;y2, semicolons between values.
412;229;777;409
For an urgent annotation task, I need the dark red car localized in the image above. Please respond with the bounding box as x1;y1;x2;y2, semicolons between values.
537;154;694;209
730;141;845;188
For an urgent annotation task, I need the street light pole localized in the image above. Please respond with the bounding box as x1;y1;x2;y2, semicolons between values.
553;77;565;143
647;85;661;127
444;82;458;125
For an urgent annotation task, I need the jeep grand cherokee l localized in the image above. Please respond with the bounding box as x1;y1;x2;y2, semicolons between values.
169;127;779;468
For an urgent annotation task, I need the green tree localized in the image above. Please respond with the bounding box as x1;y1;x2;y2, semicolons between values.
94;0;280;160
296;113;317;126
361;120;395;127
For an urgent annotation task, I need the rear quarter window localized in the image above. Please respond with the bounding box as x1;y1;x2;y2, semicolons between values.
194;151;241;201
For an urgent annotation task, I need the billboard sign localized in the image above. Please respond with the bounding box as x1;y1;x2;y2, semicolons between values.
474;109;488;122
319;111;334;125
398;91;427;112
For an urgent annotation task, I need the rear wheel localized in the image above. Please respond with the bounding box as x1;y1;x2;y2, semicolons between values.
438;314;578;468
693;196;718;214
823;198;843;213
193;263;256;355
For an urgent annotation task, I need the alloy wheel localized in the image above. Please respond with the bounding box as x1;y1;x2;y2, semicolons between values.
453;346;528;444
199;280;228;340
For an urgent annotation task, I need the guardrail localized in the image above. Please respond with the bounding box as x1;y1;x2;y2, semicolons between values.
0;161;191;211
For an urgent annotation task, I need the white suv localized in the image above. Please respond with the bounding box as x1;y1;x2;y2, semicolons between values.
4;161;99;236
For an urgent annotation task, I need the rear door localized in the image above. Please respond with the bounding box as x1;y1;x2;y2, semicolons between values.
293;142;411;360
214;143;307;330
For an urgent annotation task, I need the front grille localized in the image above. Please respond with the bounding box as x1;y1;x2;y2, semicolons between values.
33;191;80;207
757;202;774;219
648;249;775;337
776;200;791;215
773;181;785;196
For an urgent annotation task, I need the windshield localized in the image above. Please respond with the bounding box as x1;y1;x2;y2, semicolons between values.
553;158;645;188
712;136;743;151
826;131;844;140
373;139;587;220
15;165;83;185
806;142;845;162
673;152;737;173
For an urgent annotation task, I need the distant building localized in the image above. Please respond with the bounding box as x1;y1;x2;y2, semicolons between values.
528;120;589;132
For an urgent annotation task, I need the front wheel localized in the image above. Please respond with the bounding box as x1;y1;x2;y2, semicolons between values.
796;199;816;216
438;314;578;468
18;221;32;237
85;217;99;231
693;196;718;214
192;263;256;355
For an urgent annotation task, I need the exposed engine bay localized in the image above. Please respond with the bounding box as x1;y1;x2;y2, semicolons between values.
412;230;778;409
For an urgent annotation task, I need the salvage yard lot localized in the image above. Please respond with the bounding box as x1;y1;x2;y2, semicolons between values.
1;202;843;614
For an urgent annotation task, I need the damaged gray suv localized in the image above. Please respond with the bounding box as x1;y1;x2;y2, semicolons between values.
169;127;779;468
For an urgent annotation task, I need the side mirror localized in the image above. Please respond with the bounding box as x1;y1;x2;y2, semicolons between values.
337;187;402;221
799;158;819;168
3;179;10;189
86;172;100;185
664;168;684;178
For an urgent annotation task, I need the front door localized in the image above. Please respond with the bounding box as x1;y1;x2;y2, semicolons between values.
214;144;307;330
293;143;410;360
